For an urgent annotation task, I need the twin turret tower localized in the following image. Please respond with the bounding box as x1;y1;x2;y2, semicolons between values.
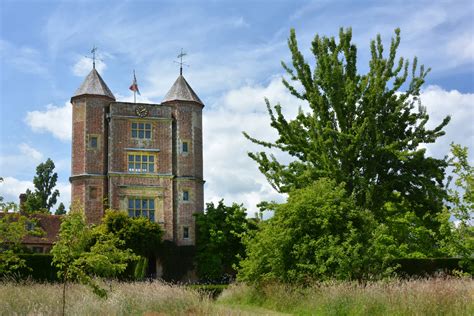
70;66;204;246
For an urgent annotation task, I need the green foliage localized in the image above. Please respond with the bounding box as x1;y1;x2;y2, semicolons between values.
99;209;163;258
393;258;473;277
238;179;395;282
244;27;449;237
51;207;137;298
438;144;474;270
195;200;256;281
17;254;59;281
0;211;42;275
55;202;66;215
160;240;195;282
24;158;60;213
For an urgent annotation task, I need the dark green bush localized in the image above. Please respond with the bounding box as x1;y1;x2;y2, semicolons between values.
394;258;473;277
159;240;195;282
17;254;58;281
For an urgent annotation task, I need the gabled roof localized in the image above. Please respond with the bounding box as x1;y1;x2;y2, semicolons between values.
73;68;115;100
162;75;203;105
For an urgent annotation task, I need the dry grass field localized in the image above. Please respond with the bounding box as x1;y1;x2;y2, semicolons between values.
0;277;472;315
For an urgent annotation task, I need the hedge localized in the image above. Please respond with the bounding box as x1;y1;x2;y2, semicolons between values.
394;258;473;277
16;254;59;281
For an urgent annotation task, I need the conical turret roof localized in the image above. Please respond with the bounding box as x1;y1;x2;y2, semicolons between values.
73;68;115;100
162;75;203;105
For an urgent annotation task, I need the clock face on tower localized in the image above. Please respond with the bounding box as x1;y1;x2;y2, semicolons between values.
135;105;149;118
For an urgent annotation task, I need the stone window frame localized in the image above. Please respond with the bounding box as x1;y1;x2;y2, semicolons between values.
182;190;190;202
131;120;152;140
183;226;190;239
127;197;156;222
89;186;99;200
180;139;191;155
87;134;100;150
127;152;156;174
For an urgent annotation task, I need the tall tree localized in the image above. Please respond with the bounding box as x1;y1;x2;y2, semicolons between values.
195;200;256;280
55;203;67;215
244;28;450;234
51;206;137;314
24;158;60;213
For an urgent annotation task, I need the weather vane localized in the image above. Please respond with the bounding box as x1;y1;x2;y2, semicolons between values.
86;45;101;69
174;48;189;75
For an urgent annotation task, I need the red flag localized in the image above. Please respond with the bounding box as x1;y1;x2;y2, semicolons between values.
129;71;141;95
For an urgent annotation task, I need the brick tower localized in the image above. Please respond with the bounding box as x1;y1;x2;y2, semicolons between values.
70;66;204;246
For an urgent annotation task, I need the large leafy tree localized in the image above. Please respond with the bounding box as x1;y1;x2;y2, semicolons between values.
244;28;449;232
238;179;395;282
195;200;256;280
98;209;163;259
24;158;60;213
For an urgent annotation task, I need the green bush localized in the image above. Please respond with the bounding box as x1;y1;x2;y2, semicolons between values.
160;241;195;282
17;254;58;281
394;258;473;277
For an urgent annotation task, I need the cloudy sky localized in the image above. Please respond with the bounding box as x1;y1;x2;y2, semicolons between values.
0;0;473;214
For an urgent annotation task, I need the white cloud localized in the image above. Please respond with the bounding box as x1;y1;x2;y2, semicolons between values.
18;143;43;161
447;32;474;64
72;56;107;77
420;85;474;159
25;102;72;141
203;76;299;214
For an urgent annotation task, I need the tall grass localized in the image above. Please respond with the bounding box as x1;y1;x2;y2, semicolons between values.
218;277;474;315
1;278;472;315
0;280;221;315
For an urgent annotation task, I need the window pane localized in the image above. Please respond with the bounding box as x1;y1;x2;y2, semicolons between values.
135;200;140;209
139;123;144;129
142;156;147;162
132;130;137;138
182;142;188;152
90;137;97;148
149;199;155;209
128;210;134;217
150;210;155;222
149;156;154;162
135;163;140;171
128;163;134;171
135;210;141;217
142;199;148;209
128;199;134;209
183;191;189;201
132;123;137;129
128;155;134;162
149;164;154;172
138;130;144;138
145;123;151;130
135;155;141;162
145;131;151;139
141;163;146;171
142;210;148;218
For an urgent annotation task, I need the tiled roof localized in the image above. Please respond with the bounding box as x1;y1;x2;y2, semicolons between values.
22;214;62;245
73;68;115;100
162;75;203;105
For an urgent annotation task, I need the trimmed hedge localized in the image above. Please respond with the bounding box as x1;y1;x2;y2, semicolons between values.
159;240;195;282
394;258;473;277
17;254;59;281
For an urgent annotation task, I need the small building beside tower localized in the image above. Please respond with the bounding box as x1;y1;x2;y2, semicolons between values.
69;65;204;249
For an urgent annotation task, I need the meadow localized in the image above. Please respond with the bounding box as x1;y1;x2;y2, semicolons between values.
0;277;472;315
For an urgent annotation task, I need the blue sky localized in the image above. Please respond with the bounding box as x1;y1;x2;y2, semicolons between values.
0;0;473;214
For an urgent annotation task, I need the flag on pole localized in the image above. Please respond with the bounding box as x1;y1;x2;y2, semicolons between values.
129;70;141;95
